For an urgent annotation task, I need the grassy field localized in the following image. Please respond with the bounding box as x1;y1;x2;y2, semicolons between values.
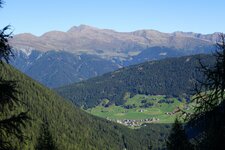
86;94;192;124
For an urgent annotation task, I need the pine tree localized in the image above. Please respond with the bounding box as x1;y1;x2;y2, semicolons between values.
166;118;192;150
189;34;225;149
192;34;225;118
0;1;30;149
35;120;57;150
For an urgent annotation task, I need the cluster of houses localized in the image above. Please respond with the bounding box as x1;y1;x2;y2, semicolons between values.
165;106;181;115
165;105;190;115
110;117;160;127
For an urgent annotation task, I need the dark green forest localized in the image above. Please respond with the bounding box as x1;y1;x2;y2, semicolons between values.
56;54;215;108
0;63;170;149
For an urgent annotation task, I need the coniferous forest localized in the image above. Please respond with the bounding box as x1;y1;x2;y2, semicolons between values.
57;54;216;108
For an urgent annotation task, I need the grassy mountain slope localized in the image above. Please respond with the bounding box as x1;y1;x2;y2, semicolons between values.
0;63;169;149
56;54;215;108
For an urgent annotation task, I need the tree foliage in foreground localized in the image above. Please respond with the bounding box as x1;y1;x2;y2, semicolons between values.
0;1;30;149
192;34;225;117
188;34;225;149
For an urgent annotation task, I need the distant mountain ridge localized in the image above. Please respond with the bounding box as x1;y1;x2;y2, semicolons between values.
10;25;218;59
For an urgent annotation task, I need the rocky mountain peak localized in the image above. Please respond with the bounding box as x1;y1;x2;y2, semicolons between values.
67;24;99;33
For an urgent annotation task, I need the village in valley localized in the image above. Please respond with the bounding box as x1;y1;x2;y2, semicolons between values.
105;106;186;127
87;94;192;127
107;106;184;127
115;117;160;127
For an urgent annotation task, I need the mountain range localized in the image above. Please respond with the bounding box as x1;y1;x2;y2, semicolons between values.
10;25;218;57
9;25;218;87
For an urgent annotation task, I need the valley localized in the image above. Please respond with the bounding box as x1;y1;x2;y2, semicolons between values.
0;63;170;149
4;28;215;149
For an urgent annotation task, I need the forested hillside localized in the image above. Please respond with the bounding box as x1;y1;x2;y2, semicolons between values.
56;54;215;108
0;63;170;149
11;50;119;88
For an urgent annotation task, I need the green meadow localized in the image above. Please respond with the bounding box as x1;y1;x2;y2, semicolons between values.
86;94;192;124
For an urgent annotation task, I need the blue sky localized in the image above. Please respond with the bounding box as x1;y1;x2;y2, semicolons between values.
0;0;225;36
